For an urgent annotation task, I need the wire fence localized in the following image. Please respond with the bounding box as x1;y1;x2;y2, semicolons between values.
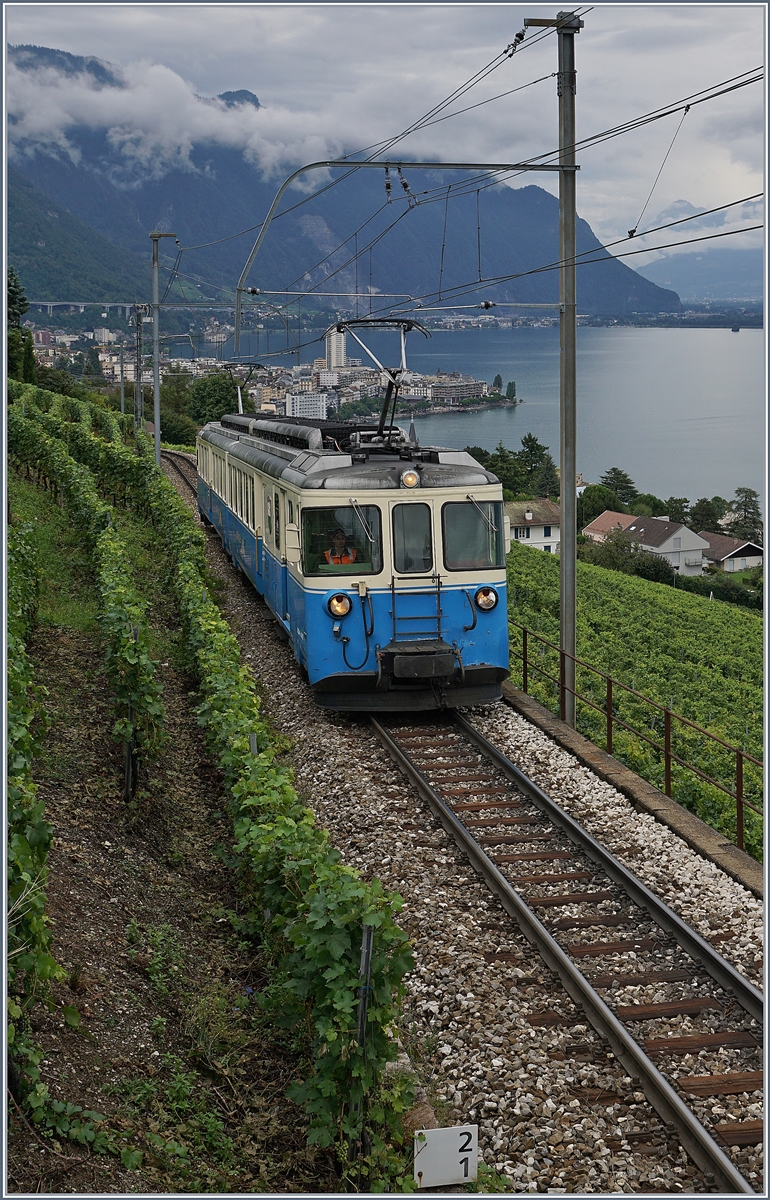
510;621;763;860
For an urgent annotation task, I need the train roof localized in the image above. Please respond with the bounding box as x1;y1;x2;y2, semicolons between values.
199;413;499;491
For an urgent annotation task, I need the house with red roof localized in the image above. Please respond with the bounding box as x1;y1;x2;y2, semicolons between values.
582;510;709;576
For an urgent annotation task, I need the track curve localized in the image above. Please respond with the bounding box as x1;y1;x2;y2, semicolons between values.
371;714;762;1193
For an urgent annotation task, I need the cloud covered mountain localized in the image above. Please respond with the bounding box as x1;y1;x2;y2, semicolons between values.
8;44;682;314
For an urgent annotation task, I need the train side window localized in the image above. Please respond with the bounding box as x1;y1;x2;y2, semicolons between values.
442;501;504;570
274;492;281;552
250;478;256;529
288;498;294;525
238;470;244;518
301;506;382;575
266;495;272;536
393;503;433;573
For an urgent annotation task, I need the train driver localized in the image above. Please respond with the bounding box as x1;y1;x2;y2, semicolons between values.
324;527;357;566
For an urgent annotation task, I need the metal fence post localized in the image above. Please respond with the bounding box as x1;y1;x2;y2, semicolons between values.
736;750;744;851
664;709;672;796
348;924;375;1171
124;701;134;801
606;676;613;756
559;649;566;723
522;627;528;693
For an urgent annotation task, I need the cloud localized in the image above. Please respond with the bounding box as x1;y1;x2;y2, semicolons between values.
4;4;764;240
7;50;347;180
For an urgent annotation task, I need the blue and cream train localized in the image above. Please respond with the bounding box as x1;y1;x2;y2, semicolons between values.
196;414;510;711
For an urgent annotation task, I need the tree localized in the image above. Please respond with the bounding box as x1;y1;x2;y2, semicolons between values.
22;332;37;384
577;484;625;530
505;380;517;400
160;406;199;447
486;442;526;494
161;364;194;412
579;526;675;585
7;266;29;327
710;495;730;520
730;487;763;543
492;373;503;392
630;492;667;517
34;366;83;397
187;372;239;425
84;346;104;380
665;497;691;525
689;497;721;533
533;453;560;498
599;467;638;504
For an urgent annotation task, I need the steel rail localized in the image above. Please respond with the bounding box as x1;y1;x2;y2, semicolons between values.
454;713;764;1023
369;715;757;1194
160;449;198;495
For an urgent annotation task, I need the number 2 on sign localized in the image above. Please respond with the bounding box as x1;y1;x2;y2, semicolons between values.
459;1129;472;1177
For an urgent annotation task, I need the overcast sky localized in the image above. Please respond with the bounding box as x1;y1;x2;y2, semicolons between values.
5;3;765;255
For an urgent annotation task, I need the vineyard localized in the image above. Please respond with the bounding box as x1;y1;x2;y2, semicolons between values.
6;381;414;1189
506;544;763;858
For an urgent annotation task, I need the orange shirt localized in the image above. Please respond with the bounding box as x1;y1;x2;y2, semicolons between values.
324;547;357;565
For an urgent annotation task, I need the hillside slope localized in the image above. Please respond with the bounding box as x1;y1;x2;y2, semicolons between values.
7;166;150;301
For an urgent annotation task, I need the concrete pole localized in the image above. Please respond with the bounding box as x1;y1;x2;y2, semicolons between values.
150;231;177;466
558;12;582;727
525;10;583;727
134;306;143;433
119;346;125;415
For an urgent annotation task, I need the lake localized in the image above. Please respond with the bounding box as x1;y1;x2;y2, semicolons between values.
171;325;765;507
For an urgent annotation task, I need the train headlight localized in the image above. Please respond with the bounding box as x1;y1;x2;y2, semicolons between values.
328;593;352;618
400;469;420;488
474;586;498;611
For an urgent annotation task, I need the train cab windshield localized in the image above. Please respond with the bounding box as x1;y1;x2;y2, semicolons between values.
302;505;383;575
443;500;505;570
393;503;433;574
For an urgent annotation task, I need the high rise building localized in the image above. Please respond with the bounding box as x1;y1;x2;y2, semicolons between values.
325;329;346;369
285;391;328;420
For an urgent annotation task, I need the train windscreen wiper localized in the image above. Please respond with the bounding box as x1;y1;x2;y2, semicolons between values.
349;498;376;544
466;494;498;534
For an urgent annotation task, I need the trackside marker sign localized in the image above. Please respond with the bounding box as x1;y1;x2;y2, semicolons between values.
414;1124;478;1188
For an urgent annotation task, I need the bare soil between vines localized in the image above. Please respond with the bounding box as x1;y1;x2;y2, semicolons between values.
8;619;336;1194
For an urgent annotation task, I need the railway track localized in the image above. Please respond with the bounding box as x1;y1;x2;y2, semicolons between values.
370;714;763;1193
161;448;198;493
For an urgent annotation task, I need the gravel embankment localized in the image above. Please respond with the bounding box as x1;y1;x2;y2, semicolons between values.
465;705;763;990
167;467;763;1193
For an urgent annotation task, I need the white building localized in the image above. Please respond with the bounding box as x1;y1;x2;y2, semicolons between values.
325;329;346;369
504;500;561;553
285;391;328;420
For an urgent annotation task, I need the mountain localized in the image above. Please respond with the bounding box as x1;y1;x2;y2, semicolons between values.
8;44;681;315
7;166;150;300
636;249;762;302
635;198;763;302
